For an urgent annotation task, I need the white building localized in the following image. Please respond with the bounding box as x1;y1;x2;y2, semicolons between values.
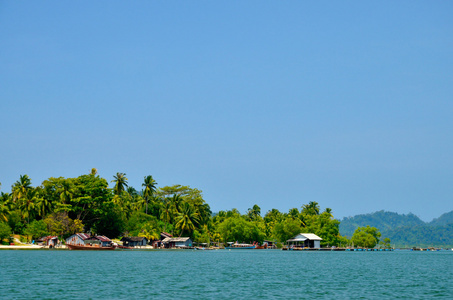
287;233;322;248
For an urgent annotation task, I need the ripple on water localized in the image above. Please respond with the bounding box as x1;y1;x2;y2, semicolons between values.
0;250;452;299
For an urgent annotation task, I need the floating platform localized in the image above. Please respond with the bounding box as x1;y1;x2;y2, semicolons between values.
282;247;394;251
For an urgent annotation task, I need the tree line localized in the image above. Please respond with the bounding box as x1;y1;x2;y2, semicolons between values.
0;170;386;248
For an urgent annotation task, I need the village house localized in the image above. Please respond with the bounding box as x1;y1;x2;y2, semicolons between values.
121;236;148;247
96;235;113;247
37;236;59;248
263;240;277;249
162;237;193;248
152;232;173;248
287;233;323;248
65;233;92;246
65;233;113;247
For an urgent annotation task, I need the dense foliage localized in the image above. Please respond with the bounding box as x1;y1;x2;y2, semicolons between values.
0;172;346;247
340;210;425;237
340;210;453;247
429;211;453;227
351;225;381;248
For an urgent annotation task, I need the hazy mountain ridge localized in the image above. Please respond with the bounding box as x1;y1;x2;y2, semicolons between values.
429;211;453;226
340;210;453;247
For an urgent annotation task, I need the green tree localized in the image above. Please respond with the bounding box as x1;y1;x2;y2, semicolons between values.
217;216;265;244
160;199;172;232
0;192;11;222
12;175;32;202
352;225;381;248
247;204;261;221
304;212;342;247
272;218;302;243
175;202;200;237
301;201;320;216
112;172;128;195
19;188;41;224
0;222;12;243
24;220;49;241
381;237;391;249
142;175;157;215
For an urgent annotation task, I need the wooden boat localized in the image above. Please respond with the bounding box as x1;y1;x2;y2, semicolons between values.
254;244;268;249
116;245;134;250
67;244;116;250
225;243;256;249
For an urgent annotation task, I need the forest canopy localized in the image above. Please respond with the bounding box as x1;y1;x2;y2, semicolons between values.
1;171;351;247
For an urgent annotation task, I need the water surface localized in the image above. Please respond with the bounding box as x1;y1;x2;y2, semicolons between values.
1;250;451;299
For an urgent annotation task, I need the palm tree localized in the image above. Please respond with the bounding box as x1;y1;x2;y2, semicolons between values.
36;197;51;218
112;172;128;195
302;201;320;216
324;208;333;218
247;204;261;221
12;175;32;202
196;203;212;226
170;194;183;215
19;188;40;224
160;199;172;232
142;175;157;214
175;202;200;236
59;181;73;204
0;192;10;222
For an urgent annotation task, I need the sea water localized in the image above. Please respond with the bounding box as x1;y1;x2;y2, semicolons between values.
0;250;452;299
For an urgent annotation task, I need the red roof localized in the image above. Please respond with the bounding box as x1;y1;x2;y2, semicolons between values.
76;233;92;240
95;235;112;242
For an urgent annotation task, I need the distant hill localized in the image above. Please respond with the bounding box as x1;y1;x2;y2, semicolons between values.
430;211;453;226
340;210;453;247
340;210;425;237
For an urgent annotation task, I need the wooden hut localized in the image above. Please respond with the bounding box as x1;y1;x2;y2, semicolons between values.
162;237;193;248
65;233;113;247
121;236;148;247
65;233;92;246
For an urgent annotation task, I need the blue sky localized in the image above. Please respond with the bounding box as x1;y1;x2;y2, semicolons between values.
1;1;452;221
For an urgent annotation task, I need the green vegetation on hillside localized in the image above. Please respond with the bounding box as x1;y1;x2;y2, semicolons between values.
340;210;453;247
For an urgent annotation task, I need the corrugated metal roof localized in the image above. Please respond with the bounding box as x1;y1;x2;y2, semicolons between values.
76;233;91;240
121;236;147;242
287;237;307;242
95;235;112;242
300;233;322;240
287;233;323;242
162;237;191;242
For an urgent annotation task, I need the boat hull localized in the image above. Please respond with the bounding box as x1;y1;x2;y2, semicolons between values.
67;244;116;250
225;246;256;249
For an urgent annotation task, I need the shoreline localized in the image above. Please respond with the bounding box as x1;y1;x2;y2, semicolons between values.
0;245;45;250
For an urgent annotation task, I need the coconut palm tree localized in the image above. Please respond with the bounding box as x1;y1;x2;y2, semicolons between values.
175;202;200;237
142;175;157;214
302;201;320;216
36;196;51;218
196;203;212;226
0;192;10;222
112;172;128;195
19;188;40;224
59;181;73;204
324;208;333;218
170;194;183;215
12;175;32;202
160;199;172;232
